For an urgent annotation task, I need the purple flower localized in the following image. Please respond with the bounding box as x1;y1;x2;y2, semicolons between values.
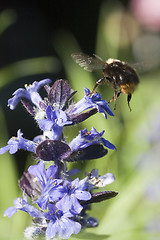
28;161;63;209
4;192;43;219
69;127;116;152
44;203;81;239
0;129;37;154
58;178;91;214
70;88;114;118
37;106;72;140
8;79;51;110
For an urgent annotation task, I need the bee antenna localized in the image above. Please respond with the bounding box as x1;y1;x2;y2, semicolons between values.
127;94;132;112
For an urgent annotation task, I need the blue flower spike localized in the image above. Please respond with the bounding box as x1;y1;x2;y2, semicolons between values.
2;78;118;240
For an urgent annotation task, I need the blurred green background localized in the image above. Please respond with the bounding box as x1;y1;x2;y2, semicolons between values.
0;0;160;239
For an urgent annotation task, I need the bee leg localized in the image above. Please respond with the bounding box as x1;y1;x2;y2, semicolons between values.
108;95;117;109
92;77;105;93
108;96;114;103
112;83;120;110
108;87;121;110
113;93;117;110
127;94;132;112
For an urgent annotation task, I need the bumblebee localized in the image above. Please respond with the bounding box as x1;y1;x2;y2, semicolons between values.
71;53;139;111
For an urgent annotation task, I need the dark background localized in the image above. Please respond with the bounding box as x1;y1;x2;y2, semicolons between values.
0;0;129;66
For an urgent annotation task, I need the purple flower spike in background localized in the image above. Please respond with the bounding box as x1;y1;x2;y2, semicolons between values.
2;78;118;240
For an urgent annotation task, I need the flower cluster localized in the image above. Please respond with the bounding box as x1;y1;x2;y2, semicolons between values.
1;79;117;239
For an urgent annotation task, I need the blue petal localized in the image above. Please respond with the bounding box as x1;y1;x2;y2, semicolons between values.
0;145;10;155
8;88;30;110
28;161;46;188
84;87;90;95
35;194;50;210
38;119;53;131
59;218;81;239
101;138;116;150
100;173;115;186
75;190;91;201
71;197;83;214
46;221;58;239
4;206;17;218
46;164;57;179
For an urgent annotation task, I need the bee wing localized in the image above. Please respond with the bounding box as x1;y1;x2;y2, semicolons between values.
71;52;104;72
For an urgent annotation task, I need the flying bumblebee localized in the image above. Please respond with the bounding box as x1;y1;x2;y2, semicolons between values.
71;53;139;111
